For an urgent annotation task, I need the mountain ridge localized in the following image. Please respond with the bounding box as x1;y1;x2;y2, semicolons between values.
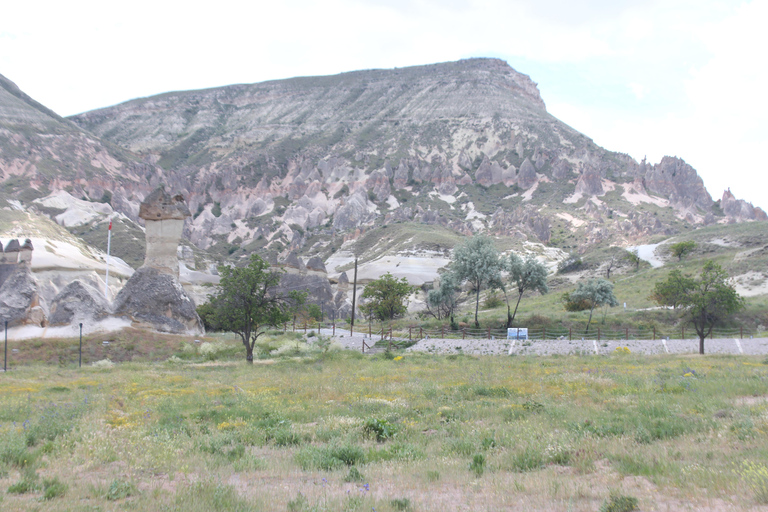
2;58;765;272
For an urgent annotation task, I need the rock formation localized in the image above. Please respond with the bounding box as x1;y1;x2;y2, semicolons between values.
113;189;204;334
139;188;191;279
48;281;111;326
0;262;43;327
721;189;768;222
113;267;203;334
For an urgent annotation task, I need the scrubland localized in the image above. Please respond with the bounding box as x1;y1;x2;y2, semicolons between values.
1;333;768;511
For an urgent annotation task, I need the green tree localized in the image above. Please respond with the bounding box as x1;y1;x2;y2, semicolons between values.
625;249;642;271
650;269;695;309
451;236;502;328
670;261;743;354
670;240;696;261
208;254;305;363
359;272;413;321
500;253;549;328
426;272;461;325
568;278;619;334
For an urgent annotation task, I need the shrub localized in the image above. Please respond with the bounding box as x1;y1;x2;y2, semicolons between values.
510;447;544;472
344;466;365;483
391;497;412;511
599;492;639;512
483;292;503;309
363;417;397;442
42;477;67;500
737;461;768;504
106;479;138;501
469;453;485;477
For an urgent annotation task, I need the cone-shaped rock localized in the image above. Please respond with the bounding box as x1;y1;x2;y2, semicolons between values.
113;267;203;334
49;281;111;326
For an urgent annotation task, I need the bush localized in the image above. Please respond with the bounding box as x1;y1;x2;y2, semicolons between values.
106;479;138;501
600;492;639;512
42;477;67;500
469;453;485;477
483;292;503;309
558;254;583;274
363;417;397;442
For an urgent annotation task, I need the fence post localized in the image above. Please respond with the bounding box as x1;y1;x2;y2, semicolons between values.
293;316;296;332
625;327;629;340
420;327;423;339
78;323;82;368
543;327;546;340
409;326;412;341
389;326;392;340
4;320;8;372
569;327;571;342
487;327;491;340
682;326;685;339
653;326;655;340
304;323;307;334
332;320;335;336
441;325;445;338
462;328;465;340
741;326;743;339
597;328;601;342
284;322;287;333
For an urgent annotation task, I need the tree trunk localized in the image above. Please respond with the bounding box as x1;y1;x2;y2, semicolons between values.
474;286;480;328
509;292;524;328
246;348;254;364
585;303;595;335
699;336;705;354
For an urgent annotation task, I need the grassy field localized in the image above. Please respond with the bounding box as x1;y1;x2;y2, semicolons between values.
2;333;768;511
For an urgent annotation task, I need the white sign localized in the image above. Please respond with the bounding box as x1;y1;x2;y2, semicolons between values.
507;328;528;340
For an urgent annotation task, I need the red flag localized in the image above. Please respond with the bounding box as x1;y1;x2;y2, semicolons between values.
108;220;112;231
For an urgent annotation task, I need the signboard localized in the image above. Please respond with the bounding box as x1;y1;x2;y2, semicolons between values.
507;328;528;340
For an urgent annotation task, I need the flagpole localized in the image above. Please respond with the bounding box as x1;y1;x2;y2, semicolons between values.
105;218;112;300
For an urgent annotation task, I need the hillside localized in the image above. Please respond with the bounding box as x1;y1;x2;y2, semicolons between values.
67;58;765;267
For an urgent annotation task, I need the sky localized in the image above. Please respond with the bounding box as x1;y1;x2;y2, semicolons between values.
1;0;766;210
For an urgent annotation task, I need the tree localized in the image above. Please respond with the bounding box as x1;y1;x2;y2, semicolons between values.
451;236;501;328
625;249;642;271
670;240;696;261
426;272;461;325
649;269;695;309
359;272;413;321
664;261;744;354
568;278;619;334
501;253;548;328
208;254;305;363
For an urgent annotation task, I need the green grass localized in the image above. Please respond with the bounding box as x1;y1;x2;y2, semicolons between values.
1;347;767;510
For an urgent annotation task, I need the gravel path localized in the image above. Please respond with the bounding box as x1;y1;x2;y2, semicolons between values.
405;336;768;356
315;327;768;356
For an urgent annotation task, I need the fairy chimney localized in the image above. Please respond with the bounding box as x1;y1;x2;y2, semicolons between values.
139;188;191;279
19;239;33;264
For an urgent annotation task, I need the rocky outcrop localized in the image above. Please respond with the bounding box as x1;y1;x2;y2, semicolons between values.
644;157;712;211
48;281;111;326
333;191;372;231
490;206;551;243
517;158;537;190
113;267;203;334
721;189;768;222
366;170;391;202
575;169;604;196
305;256;327;273
0;264;44;327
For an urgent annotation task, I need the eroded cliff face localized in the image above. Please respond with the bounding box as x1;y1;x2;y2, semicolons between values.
1;59;764;270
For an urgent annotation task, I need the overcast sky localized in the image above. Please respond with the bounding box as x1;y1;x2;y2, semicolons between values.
1;0;766;209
